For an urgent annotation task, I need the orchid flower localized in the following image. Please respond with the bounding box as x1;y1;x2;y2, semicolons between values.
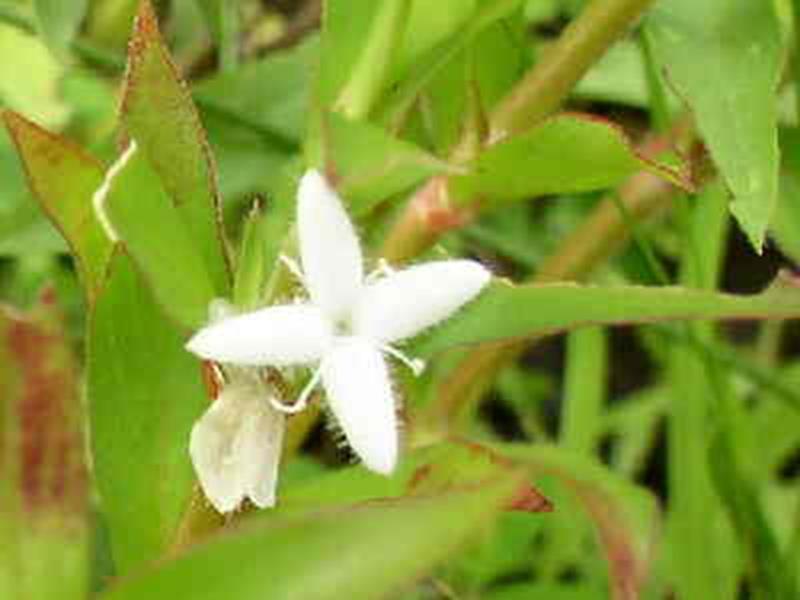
187;170;490;475
189;367;285;513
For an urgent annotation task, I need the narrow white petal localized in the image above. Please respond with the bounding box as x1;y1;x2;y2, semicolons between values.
353;260;491;343
190;383;286;513
321;337;397;474
186;304;333;367
297;170;363;322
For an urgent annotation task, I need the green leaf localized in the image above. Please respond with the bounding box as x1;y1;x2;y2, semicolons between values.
100;474;521;600
232;201;267;310
282;441;549;513
499;444;659;599
194;38;315;145
334;0;412;119
484;583;603;600
709;433;796;598
648;0;781;251
0;295;88;600
2;111;111;302
86;251;206;573
0;26;69;124
772;128;800;263
312;112;453;215
193;0;238;70
379;0;525;135
0;125;64;257
413;276;800;357
102;146;217;329
318;0;381;107
560;326;607;454
667;182;736;600
449;114;691;207
33;0;88;56
120;1;230;294
193;38;310;199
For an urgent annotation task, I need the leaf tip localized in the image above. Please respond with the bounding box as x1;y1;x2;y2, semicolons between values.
1;108;29;140
133;0;161;43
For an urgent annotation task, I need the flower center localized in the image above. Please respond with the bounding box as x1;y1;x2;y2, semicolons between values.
331;316;353;337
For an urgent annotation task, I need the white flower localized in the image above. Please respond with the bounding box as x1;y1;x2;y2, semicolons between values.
186;170;490;474
189;370;285;513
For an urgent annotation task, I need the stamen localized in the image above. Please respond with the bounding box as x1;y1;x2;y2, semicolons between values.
382;344;426;376
279;254;306;285
365;258;396;283
269;368;322;414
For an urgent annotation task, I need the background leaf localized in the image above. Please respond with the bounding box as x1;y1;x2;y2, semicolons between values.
500;444;659;599
313;111;453;215
2;111;111;302
33;0;88;57
648;0;781;251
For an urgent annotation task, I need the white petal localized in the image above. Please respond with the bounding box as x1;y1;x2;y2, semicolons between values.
321;337;397;474
297;170;363;322
241;397;285;508
186;304;333;367
189;385;285;513
353;260;491;343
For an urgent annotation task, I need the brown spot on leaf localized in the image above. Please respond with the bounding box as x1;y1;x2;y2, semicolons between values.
412;177;473;234
407;464;433;493
505;484;553;513
3;296;86;515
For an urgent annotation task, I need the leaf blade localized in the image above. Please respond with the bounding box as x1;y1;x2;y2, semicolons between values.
2;111;111;302
414;277;800;357
648;0;781;251
87;251;206;573
121;1;230;294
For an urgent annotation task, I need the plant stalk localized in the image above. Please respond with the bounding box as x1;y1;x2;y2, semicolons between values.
381;0;658;262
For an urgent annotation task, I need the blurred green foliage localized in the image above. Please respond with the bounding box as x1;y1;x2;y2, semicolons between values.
1;0;799;599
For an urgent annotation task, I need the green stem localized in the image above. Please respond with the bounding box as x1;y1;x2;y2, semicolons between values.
638;24;671;132
667;183;730;600
334;0;412;120
792;0;800;123
560;326;607;454
218;1;239;72
488;0;658;140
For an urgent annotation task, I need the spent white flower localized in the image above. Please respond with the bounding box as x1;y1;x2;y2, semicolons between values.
189;369;285;513
186;169;490;474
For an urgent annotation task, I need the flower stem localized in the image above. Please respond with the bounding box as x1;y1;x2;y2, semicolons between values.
334;0;413;120
489;0;658;140
381;0;657;262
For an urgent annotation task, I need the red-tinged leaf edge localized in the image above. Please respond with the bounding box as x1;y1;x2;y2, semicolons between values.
501;444;659;600
406;440;554;514
2;110;112;304
538;112;695;193
120;0;232;288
